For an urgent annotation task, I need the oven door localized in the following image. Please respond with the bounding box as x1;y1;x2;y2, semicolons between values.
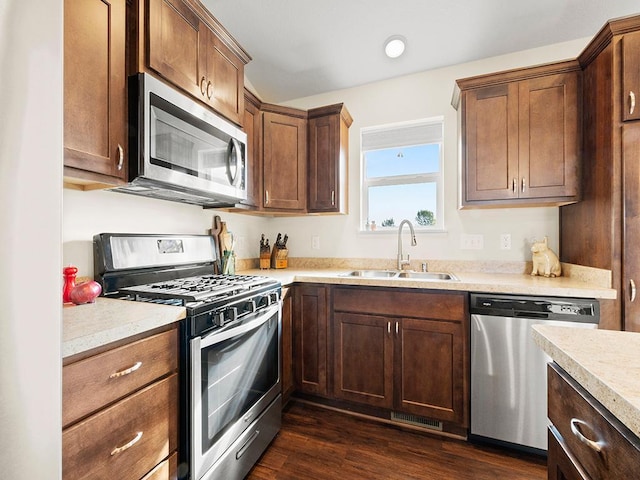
190;302;281;480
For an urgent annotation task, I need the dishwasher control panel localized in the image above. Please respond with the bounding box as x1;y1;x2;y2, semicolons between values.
470;294;599;322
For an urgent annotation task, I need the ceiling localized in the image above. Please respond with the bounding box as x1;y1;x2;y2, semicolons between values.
203;0;640;103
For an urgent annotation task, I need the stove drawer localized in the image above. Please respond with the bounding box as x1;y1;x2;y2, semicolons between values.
63;328;178;427
63;373;178;480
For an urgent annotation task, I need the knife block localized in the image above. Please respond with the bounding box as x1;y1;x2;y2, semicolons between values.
271;248;288;269
260;249;271;270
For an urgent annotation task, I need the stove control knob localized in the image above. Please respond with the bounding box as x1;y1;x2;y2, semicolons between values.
243;300;257;314
259;295;271;307
213;311;225;327
226;307;238;323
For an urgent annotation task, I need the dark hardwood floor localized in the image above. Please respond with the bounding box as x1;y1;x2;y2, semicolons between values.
247;401;546;480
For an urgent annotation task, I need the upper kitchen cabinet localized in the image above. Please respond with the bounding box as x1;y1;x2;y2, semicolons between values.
623;30;640;122
261;104;308;212
453;61;581;207
135;0;250;126
64;0;127;188
240;89;263;209
560;15;640;332
307;104;353;214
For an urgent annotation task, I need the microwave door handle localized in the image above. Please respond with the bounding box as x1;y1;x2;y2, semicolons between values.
227;138;242;186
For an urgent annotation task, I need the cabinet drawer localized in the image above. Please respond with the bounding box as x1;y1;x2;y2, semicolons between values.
333;287;466;321
548;363;640;479
140;451;178;480
63;373;178;480
63;328;178;427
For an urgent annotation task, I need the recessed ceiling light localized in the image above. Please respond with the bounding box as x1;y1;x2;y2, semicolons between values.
384;35;406;58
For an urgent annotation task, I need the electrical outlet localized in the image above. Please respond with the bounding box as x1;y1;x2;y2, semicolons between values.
312;235;320;250
460;234;484;250
500;234;512;250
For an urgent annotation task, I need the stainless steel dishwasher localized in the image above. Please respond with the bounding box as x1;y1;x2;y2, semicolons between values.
469;293;599;453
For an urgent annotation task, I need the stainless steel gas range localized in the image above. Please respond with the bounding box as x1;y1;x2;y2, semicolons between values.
94;233;282;480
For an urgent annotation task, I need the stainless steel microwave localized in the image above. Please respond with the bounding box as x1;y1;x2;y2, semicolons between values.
111;73;247;207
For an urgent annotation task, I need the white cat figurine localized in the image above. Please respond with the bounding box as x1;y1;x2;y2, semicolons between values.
530;236;561;278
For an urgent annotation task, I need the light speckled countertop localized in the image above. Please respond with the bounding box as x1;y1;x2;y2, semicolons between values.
240;268;616;300
532;325;640;438
63;297;186;359
63;263;614;360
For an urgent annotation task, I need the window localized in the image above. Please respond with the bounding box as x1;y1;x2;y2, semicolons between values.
361;117;444;231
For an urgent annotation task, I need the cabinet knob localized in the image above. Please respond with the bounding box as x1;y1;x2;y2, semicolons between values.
630;91;636;116
630;279;637;302
200;77;207;96
116;144;124;171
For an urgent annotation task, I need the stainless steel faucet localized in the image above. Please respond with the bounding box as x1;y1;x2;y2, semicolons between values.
397;219;417;270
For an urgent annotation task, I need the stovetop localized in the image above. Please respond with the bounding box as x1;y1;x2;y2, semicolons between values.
118;274;278;307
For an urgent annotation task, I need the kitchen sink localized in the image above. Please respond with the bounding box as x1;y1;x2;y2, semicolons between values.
396;271;459;281
340;270;400;278
339;270;458;281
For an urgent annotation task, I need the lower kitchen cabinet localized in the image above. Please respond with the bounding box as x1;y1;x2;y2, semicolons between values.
332;286;469;428
292;284;329;397
62;325;179;480
547;363;640;480
281;286;294;403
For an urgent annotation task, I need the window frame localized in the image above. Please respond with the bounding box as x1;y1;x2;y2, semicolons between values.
360;117;445;232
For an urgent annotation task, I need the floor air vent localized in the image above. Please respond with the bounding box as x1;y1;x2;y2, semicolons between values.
391;412;443;431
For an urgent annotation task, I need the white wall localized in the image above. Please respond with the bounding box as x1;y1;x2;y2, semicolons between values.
63;37;590;275
0;1;63;478
274;37;590;264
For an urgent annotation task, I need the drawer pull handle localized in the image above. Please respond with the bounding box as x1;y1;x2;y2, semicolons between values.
110;431;143;456
570;418;605;454
630;91;636;116
109;361;142;379
630;279;637;302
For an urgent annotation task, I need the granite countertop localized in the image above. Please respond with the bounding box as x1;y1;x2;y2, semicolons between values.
63;297;186;359
240;267;616;300
532;325;640;438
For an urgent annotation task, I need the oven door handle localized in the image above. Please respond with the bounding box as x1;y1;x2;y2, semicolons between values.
199;303;280;348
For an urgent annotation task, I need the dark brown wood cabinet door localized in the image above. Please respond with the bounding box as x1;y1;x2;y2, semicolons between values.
463;83;519;202
280;287;294;402
262;112;307;210
622;31;640;122
518;72;579;200
395;318;465;424
548;427;590;480
148;0;202;100
308;114;340;212
242;92;262;208
623;122;640;332
292;285;328;396
205;31;244;126
333;312;393;408
64;0;126;181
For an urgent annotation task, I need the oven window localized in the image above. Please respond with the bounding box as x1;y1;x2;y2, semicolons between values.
200;313;278;452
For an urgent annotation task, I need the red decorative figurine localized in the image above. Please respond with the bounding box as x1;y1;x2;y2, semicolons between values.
63;265;78;304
